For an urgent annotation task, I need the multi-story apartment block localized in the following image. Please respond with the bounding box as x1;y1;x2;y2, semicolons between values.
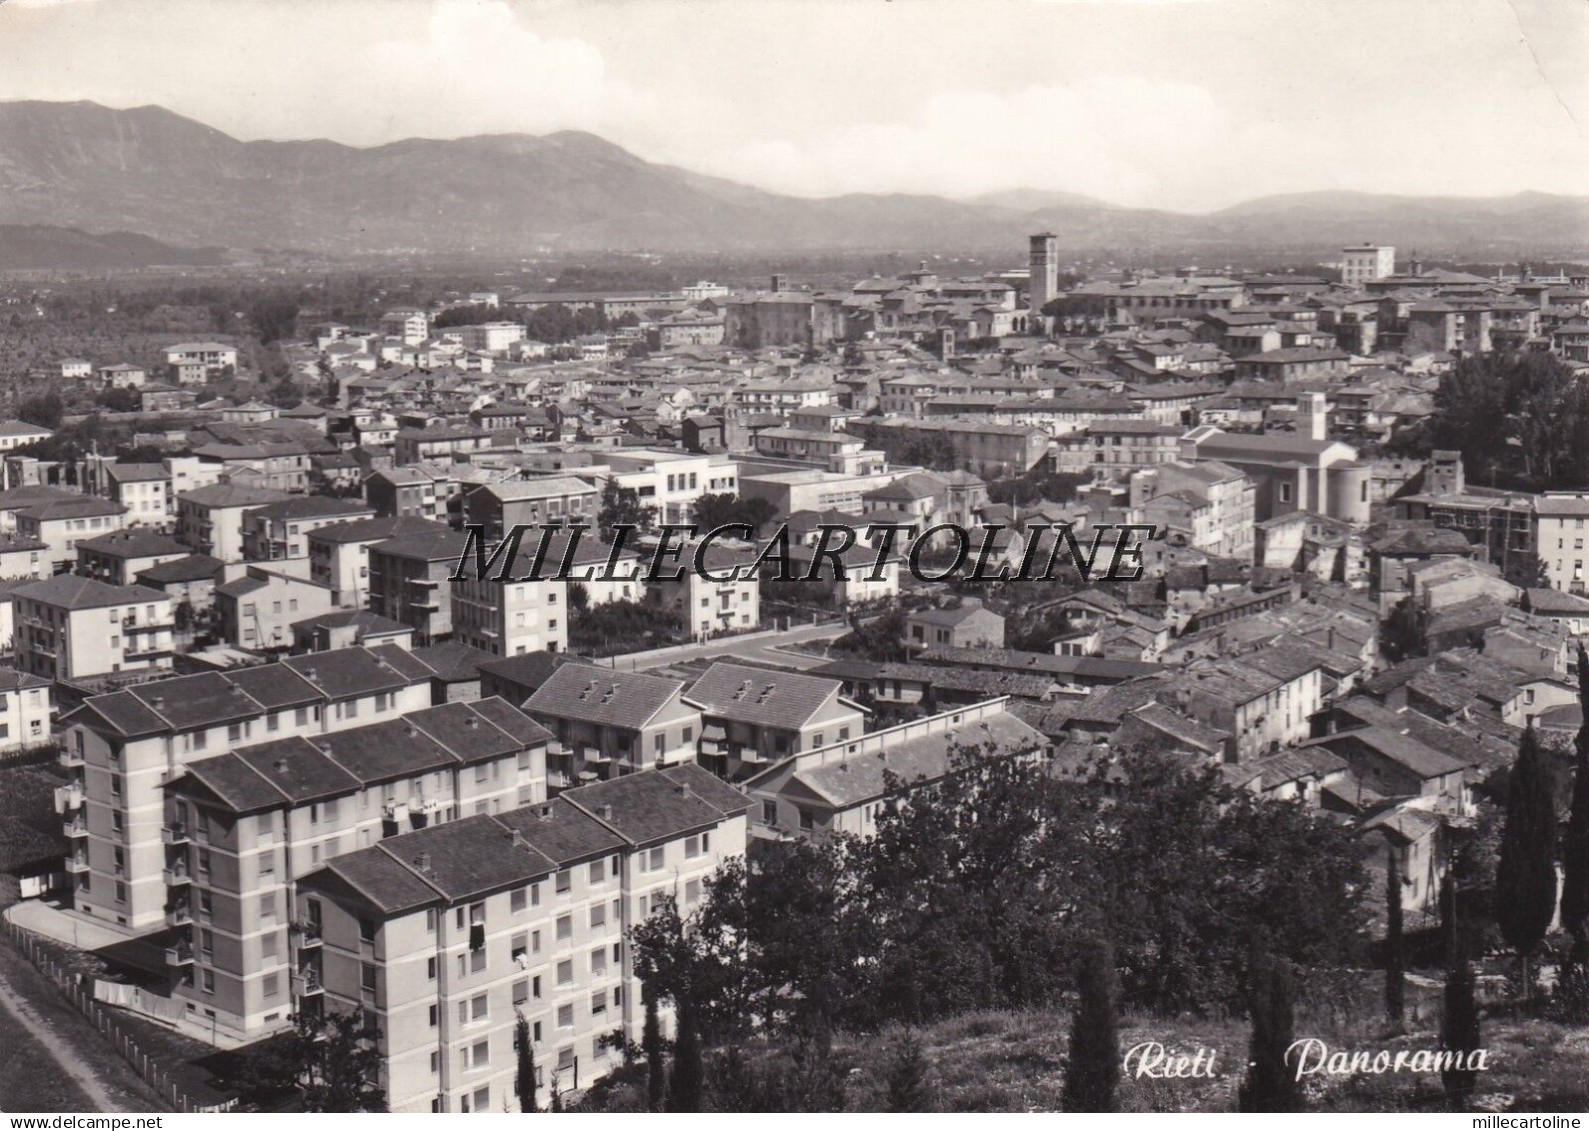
604;450;733;526
450;571;568;658
644;541;759;640
13;575;174;682
177;484;293;563
0;531;49;580
58;646;438;932
105;464;175;528
76;530;189;586
379;310;430;346
1534;492;1589;594
1130;459;1257;562
242;497;376;564
158;698;554;1042
309;517;450;608
1340;245;1396;288
0;666;53;754
393;427;496;467
456;322;525;355
365;466;453;524
368;528;468;645
745;699;1046;842
684;662;867;781
16;496;129;572
523;663;702;787
191;442;315;493
294;764;747;1112
216;567;336;652
462;479;600;541
163;342;239;379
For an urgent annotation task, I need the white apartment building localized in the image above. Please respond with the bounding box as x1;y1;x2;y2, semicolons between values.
1535;492;1589;594
451;571;569;659
604;450;735;527
15;496;128;572
295;764;749;1112
159;698;555;1042
457;323;525;356
177;484;293;564
58;647;438;933
1341;245;1396;288
0;667;53;755
13;575;174;682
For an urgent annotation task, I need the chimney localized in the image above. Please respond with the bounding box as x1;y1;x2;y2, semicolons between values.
414;852;431;872
274;759;288;774
599;804;613;820
151;695;165;711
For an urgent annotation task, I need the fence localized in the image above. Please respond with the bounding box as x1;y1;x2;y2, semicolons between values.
0;918;236;1113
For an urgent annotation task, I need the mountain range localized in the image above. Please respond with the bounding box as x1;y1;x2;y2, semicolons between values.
0;100;1584;262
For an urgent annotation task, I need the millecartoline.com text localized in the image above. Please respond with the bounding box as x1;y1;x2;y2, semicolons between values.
448;521;1158;586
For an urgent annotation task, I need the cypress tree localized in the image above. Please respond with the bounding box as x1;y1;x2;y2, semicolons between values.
1238;953;1304;1114
667;996;704;1113
1439;958;1482;1110
643;992;665;1113
1386;846;1406;1029
1561;644;1589;967
1063;935;1121;1113
1496;726;1558;996
514;1015;539;1113
884;1032;935;1113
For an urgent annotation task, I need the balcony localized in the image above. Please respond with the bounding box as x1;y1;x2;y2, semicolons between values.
167;902;193;927
292;969;324;996
66;854;90;873
163;864;192;887
65;817;88;838
59;747;85;769
161;822;191;846
165;941;195;967
124;615;175;632
53;785;84;813
292;920;323;948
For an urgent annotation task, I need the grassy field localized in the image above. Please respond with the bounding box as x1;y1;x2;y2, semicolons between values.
0;943;164;1113
836;988;1589;1113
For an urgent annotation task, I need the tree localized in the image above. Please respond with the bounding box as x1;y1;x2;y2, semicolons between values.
1439;959;1482;1110
643;993;666;1113
667;996;704;1113
1386;846;1406;1029
1239;954;1304;1114
1063;935;1120;1113
18;392;63;430
597;479;654;539
1496;727;1558;996
97;387;140;413
883;1031;935;1112
256;1008;386;1112
692;493;778;537
1502;550;1550;591
1562;644;1589;968
515;1015;539;1113
248;298;300;344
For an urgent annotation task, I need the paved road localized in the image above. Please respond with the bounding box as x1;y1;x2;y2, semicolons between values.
610;620;849;672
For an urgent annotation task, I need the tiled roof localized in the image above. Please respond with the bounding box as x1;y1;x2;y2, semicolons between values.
12;574;167;610
685;662;843;730
524;663;684;730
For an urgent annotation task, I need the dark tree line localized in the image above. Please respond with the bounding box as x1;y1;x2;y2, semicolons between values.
617;743;1368;1111
1428;349;1589;491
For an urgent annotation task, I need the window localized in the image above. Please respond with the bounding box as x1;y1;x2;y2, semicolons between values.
557;1004;574;1028
590;904;606;930
557;959;573;986
513;979;529;1005
511;887;528;913
684;835;701;858
429;1004;438;1028
512;933;528;962
591;947;607;975
588;858;605;884
647;846;663;871
555;870;571;895
591;991;607;1016
685;879;701;905
263;972;279;999
428;956;438;981
556;915;572;941
761;800;777;825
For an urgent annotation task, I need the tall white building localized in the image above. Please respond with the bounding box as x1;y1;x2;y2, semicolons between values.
1341;245;1396;288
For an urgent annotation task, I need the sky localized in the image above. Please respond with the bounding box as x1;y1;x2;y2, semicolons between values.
0;0;1585;212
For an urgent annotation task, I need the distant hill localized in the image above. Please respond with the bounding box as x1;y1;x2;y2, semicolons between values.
0;100;1583;256
0;224;226;270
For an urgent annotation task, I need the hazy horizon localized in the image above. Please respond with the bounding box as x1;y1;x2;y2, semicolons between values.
1;0;1585;212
